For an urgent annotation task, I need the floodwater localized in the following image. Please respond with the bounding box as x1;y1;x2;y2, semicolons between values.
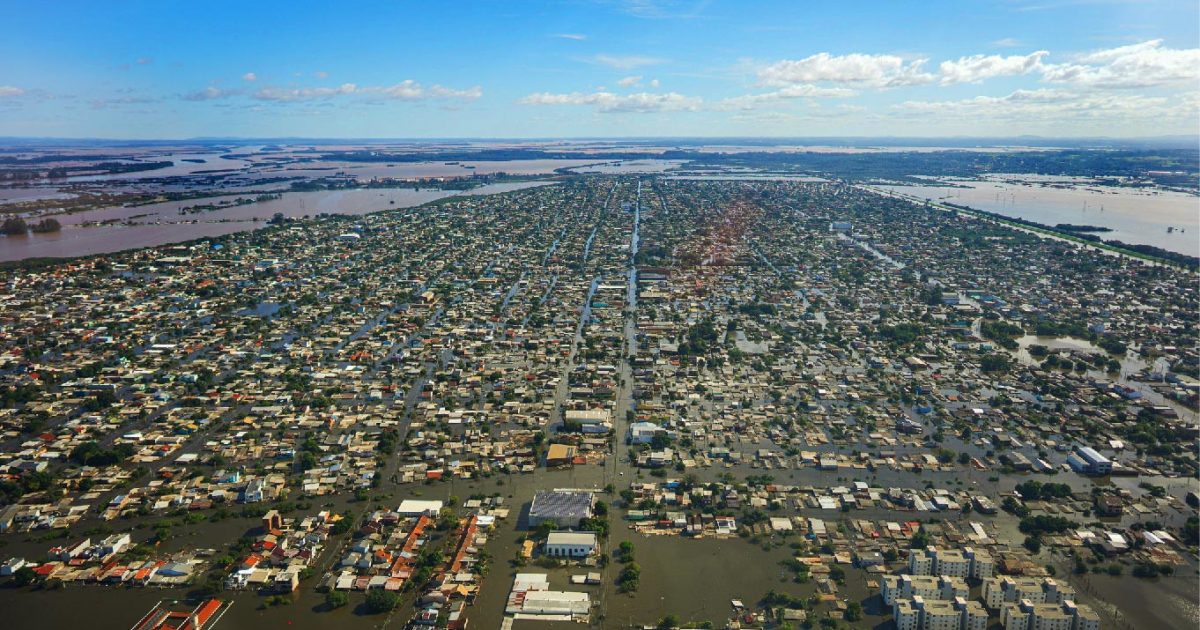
883;176;1199;256
260;160;601;181
0;182;554;262
63;152;256;182
664;174;828;182
0;187;76;204
0;450;1192;630
565;160;687;174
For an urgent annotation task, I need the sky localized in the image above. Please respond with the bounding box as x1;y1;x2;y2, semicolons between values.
0;0;1197;139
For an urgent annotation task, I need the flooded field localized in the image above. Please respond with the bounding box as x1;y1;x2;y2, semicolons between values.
883;176;1199;256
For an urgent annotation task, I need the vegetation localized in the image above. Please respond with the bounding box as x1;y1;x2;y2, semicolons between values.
365;588;399;613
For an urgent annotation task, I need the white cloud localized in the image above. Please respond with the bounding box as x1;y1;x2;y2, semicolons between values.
554;33;587;40
719;84;856;110
242;72;258;82
0;86;26;98
591;54;667;70
520;90;701;113
616;75;643;87
427;84;484;100
248;81;482;103
253;83;358;102
758;52;934;88
314;71;329;79
182;86;236;101
613;0;707;19
759;50;1053;89
363;81;482;100
993;38;1022;48
136;57;153;65
937;51;1047;84
1039;39;1200;88
893;87;1198;124
649;79;660;88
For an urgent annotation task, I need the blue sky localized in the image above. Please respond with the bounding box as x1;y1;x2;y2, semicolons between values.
0;0;1197;138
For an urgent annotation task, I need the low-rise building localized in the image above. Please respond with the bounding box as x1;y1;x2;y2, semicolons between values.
544;531;597;558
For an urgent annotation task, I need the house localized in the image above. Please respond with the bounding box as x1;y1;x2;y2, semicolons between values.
242;478;265;503
262;510;283;531
98;533;132;556
544;531;597;558
1;558;27;576
627;421;662;445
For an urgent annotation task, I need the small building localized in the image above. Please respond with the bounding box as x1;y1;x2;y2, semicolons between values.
398;500;445;517
1069;447;1112;475
545;444;578;467
262;510;283;531
544;531;597;558
627;421;662;445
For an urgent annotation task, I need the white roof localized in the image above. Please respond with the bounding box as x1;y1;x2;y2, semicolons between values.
397;499;444;514
546;531;597;546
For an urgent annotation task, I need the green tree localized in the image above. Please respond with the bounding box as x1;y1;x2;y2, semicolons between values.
325;590;349;609
11;566;36;587
365;589;399;613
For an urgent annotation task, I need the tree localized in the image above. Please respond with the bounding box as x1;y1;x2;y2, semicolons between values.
658;614;681;629
909;527;931;549
844;601;863;622
325;590;349;609
11;566;36;587
1;216;28;236
365;589;399;613
30;218;61;233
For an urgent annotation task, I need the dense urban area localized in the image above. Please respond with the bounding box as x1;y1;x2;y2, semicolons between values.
0;165;1196;630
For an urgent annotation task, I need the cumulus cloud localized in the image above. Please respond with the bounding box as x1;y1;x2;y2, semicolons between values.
937;51;1048;85
1039;39;1200;88
616;75;643;87
242;72;258;81
0;86;26;98
520;90;701;113
649;79;660;88
719;84;856;110
759;50;1053;89
591;54;667;69
758;52;934;88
